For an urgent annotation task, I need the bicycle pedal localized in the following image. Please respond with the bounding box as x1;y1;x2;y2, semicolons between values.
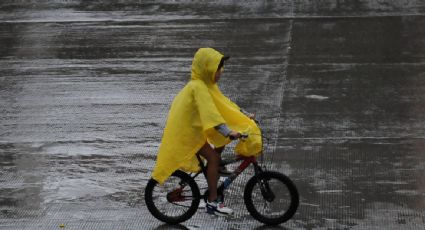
219;172;232;177
198;200;206;209
218;167;232;176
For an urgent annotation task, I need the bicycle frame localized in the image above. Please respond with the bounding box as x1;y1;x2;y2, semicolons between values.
194;154;264;200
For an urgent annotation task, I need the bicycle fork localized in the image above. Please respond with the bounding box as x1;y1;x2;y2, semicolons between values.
253;164;276;202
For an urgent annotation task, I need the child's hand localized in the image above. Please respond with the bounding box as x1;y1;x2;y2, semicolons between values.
228;131;241;140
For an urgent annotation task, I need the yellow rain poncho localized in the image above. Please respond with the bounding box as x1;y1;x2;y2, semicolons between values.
152;48;262;184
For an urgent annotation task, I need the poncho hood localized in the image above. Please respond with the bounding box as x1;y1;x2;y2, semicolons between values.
191;47;224;86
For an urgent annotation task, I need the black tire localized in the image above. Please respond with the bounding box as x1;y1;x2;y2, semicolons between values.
244;171;299;225
145;170;200;224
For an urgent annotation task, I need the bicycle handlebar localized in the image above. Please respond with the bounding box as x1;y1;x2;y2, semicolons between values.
229;133;249;140
228;117;258;140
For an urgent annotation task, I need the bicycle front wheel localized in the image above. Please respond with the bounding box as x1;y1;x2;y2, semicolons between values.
145;170;200;224
244;171;299;225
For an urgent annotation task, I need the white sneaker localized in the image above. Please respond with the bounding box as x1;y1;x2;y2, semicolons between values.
206;200;233;216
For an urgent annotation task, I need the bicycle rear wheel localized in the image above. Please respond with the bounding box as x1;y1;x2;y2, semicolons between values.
145;170;200;224
244;171;299;225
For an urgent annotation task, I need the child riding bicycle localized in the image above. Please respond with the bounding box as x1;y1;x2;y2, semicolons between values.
151;48;262;216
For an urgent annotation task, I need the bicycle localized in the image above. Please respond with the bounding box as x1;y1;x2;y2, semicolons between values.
144;131;299;226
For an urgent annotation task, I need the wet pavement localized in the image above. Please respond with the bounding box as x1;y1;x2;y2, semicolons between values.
1;1;425;229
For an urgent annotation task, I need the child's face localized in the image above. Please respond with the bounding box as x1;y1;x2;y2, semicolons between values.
214;68;223;83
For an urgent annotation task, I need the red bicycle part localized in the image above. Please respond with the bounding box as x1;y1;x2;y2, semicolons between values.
166;188;186;202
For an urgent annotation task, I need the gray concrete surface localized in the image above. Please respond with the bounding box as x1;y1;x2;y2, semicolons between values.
1;1;424;229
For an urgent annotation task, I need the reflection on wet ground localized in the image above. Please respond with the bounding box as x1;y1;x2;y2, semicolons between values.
1;0;425;229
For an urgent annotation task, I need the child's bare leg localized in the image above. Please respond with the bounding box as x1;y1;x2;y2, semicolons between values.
215;146;230;173
215;146;225;154
198;143;219;202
